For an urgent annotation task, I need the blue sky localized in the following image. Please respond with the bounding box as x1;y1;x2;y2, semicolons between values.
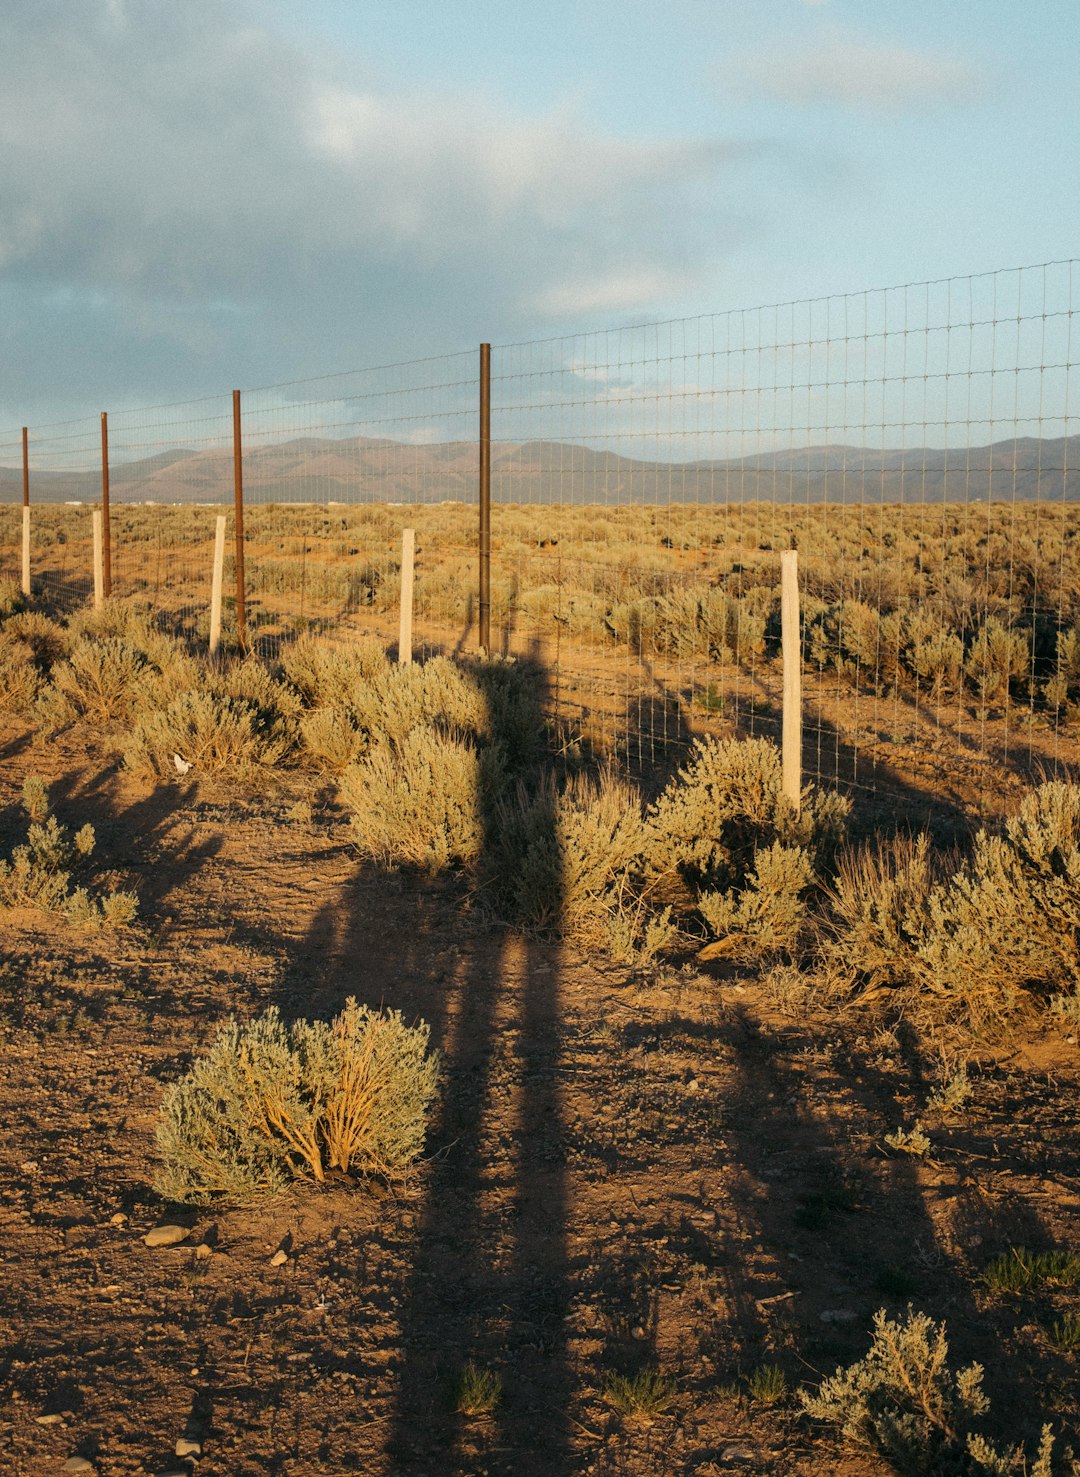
1;0;1077;430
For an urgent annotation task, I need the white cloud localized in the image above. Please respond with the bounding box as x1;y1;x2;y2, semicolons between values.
528;269;691;317
731;34;985;111
0;0;756;410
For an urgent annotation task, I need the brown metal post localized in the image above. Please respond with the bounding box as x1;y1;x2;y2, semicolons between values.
21;427;29;507
100;412;112;596
232;389;247;651
478;343;491;654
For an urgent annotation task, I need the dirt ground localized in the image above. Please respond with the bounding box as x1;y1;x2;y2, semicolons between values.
0;713;1077;1476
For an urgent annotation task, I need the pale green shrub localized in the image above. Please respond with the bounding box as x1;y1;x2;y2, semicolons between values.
832;783;1080;1021
698;841;814;954
829;834;941;988
487;768;647;937
801;1308;990;1474
340;726;500;871
155;999;439;1203
299;705;365;773
964;618;1030;705
281;633;389;708
917;781;1080;1017
644;736;850;893
125;688;294;778
0;610;69;669
1045;627;1080;711
46;637;156;723
352;657;489;748
805;1308;1074;1475
0;778;136;928
0;576;24;618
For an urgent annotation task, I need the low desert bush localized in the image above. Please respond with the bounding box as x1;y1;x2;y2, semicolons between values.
802;1307;1070;1475
831;781;1080;1024
340;726;502;871
155;999;439;1203
698;841;815;955
280;632;390;707
487;768;647;937
829;834;943;989
644;736;850;894
125;687;295;778
299;705;365;773
0;776;137;928
45;636;157;723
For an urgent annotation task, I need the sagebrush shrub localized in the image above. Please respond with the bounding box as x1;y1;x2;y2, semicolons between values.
155;999;439;1203
487;768;647;938
299;705;365;773
340;726;501;871
281;633;390;707
644;736;850;893
47;637;156;723
0;778;136;927
803;1307;1071;1477
698;841;815;954
829;834;941;988
125;688;295;778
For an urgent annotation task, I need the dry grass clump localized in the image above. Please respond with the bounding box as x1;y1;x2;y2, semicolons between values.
802;1307;1070;1476
0;776;137;928
155;999;439;1203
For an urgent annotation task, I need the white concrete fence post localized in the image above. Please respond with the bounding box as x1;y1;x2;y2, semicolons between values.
209;514;227;658
398;526;415;665
92;510;104;610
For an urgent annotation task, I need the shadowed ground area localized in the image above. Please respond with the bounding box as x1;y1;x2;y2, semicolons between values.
0;706;1076;1475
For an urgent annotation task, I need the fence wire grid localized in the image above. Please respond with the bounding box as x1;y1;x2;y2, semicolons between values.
2;258;1078;818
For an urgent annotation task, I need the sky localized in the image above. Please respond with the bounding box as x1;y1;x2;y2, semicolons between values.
1;0;1078;434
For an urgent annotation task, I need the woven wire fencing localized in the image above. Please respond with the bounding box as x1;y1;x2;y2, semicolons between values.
492;260;1079;814
2;258;1078;817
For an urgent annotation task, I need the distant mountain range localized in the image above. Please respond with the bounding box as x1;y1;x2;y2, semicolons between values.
3;434;1078;505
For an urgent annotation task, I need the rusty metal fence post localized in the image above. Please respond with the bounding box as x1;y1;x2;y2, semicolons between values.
479;343;491;654
100;411;112;597
232;389;247;651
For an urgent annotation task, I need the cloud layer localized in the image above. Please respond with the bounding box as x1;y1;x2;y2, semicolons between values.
0;0;752;416
731;33;985;112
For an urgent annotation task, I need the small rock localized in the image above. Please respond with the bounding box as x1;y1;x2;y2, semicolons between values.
268;1249;288;1267
194;1243;212;1261
143;1225;189;1248
63;1460;95;1474
175;1437;202;1457
820;1307;858;1323
631;1324;646;1339
109;1213;127;1226
721;1445;755;1464
35;1413;65;1425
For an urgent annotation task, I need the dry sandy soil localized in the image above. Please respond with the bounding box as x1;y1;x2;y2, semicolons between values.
0;713;1077;1476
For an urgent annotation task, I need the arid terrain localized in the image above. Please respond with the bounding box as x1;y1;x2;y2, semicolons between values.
0;698;1077;1474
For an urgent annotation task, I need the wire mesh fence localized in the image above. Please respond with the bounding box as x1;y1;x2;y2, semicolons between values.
2;258;1077;816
